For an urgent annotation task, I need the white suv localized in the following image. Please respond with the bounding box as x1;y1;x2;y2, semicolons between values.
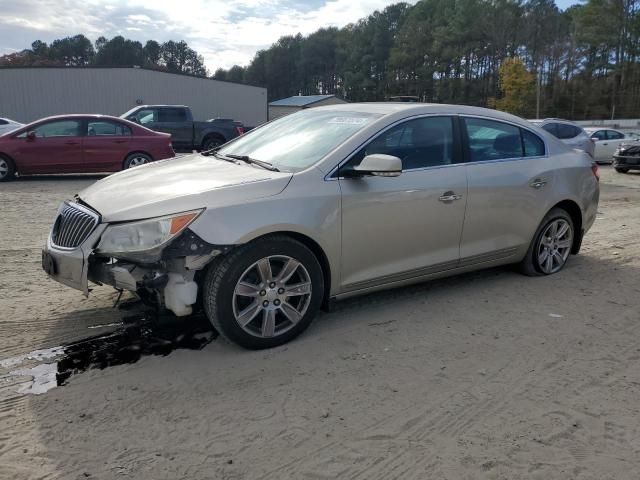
529;119;595;157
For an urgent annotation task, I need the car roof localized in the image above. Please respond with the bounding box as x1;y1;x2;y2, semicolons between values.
583;127;621;133
312;102;537;127
0;117;21;124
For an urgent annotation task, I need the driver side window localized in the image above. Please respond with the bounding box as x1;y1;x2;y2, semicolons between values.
18;120;82;138
345;116;454;172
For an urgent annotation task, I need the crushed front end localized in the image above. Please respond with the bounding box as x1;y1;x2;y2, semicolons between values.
42;201;227;316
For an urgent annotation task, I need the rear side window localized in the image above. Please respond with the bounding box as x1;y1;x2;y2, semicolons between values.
555;123;582;139
88;120;131;136
607;130;624;140
541;123;558;136
522;129;545;156
158;108;187;122
464;118;522;161
464;118;545;161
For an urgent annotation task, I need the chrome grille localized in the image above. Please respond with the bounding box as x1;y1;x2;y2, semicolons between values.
51;203;98;248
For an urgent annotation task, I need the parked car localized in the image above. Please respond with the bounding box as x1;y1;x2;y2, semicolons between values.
42;104;599;349
0;117;24;135
613;142;640;173
121;105;244;152
583;127;632;164
529;119;595;157
0;114;175;181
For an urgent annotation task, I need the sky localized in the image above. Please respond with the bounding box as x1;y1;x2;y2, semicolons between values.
0;0;579;72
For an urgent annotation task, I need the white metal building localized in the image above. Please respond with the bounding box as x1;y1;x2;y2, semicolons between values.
268;95;347;120
0;67;268;127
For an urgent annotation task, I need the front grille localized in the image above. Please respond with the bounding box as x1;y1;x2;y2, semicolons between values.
51;203;99;248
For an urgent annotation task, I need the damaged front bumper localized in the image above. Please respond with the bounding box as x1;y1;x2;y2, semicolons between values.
42;201;230;316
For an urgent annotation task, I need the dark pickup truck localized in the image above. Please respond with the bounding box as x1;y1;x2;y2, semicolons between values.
121;105;244;151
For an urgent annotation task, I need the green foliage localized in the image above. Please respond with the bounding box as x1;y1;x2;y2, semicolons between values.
3;0;640;117
1;35;207;77
213;0;640;118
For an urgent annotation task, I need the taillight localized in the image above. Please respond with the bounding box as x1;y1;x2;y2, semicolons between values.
235;126;245;135
591;163;600;181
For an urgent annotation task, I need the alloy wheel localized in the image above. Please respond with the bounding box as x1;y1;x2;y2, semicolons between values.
537;218;573;274
232;255;312;338
0;158;8;179
128;156;148;167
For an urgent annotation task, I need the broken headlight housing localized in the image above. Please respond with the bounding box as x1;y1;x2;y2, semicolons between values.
96;210;203;257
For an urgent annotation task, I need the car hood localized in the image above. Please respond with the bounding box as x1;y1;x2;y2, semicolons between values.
78;153;293;222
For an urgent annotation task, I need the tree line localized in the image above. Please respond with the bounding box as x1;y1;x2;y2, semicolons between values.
2;0;639;119
0;35;207;77
214;0;640;120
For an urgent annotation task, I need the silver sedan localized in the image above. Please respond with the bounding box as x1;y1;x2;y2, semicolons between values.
43;104;600;349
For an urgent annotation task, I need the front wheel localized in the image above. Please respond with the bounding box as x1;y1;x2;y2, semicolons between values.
0;156;16;182
202;236;324;349
519;208;574;276
123;152;152;169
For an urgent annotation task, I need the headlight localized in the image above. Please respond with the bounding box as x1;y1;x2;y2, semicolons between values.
97;210;202;255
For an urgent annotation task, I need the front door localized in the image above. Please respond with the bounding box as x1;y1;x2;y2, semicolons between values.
15;119;84;173
338;116;467;292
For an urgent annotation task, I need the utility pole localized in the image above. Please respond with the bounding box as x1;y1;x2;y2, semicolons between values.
536;67;541;119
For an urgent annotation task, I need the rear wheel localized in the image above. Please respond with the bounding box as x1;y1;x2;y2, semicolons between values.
202;136;224;152
202;236;324;349
615;167;629;173
123;152;152;169
0;155;16;182
519;208;574;276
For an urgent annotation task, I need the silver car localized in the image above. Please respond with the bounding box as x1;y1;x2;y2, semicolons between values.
529;119;595;157
42;104;600;349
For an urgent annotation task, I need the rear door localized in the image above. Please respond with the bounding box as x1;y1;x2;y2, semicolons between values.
338;115;467;291
83;119;132;171
14;119;84;173
460;117;552;264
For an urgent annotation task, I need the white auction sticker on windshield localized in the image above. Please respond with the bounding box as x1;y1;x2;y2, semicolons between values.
328;117;369;125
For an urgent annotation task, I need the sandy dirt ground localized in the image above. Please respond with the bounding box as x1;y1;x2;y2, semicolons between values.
0;167;639;480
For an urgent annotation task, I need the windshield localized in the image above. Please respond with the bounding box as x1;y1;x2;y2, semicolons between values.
120;107;139;119
217;109;381;172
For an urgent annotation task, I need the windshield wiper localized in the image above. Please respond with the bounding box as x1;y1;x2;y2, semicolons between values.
202;149;238;165
224;154;280;172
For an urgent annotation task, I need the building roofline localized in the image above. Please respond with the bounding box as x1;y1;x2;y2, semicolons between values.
269;94;340;107
0;65;267;91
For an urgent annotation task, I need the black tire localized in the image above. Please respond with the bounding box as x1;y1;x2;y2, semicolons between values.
519;208;574;277
123;152;152;169
202;135;224;152
615;167;629;173
0;155;16;182
202;235;324;349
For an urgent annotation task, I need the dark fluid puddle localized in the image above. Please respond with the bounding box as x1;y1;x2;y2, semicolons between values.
55;309;216;386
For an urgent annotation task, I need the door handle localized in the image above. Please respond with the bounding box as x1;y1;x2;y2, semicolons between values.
530;179;547;189
438;191;462;202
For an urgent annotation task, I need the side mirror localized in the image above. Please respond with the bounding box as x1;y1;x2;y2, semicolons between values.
26;131;36;140
351;154;402;177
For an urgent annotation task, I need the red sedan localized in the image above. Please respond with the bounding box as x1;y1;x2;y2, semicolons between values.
0;114;175;181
